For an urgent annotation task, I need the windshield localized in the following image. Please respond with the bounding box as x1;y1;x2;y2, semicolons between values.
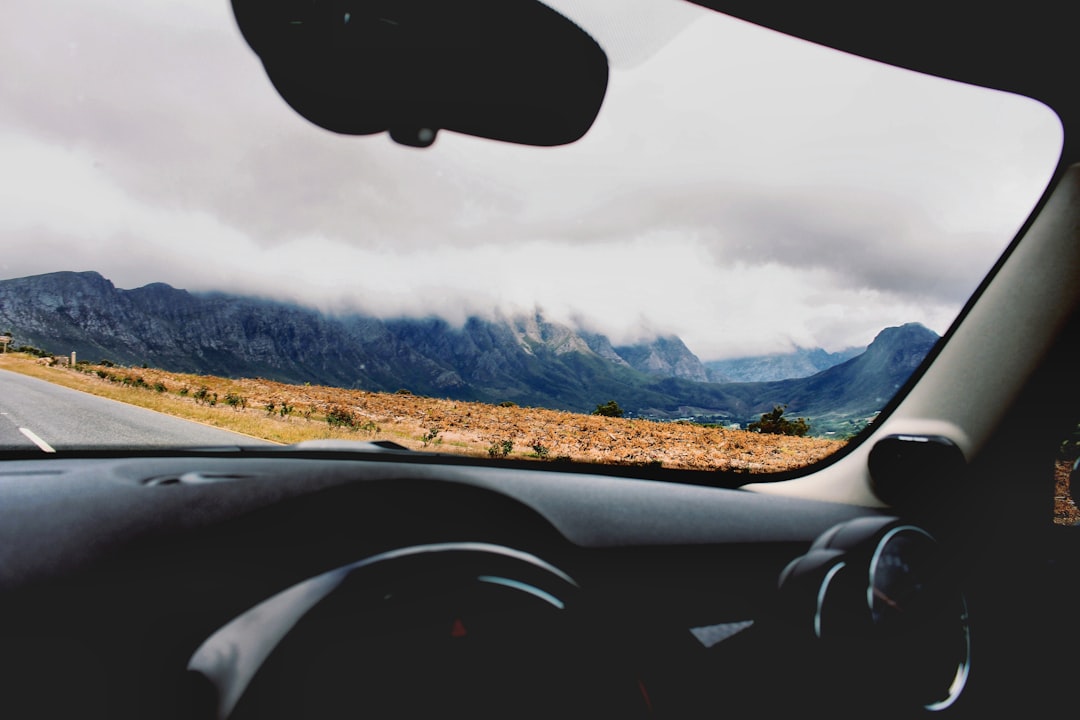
0;0;1062;473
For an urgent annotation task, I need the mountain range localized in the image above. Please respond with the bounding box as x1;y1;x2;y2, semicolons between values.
0;271;940;435
704;346;865;383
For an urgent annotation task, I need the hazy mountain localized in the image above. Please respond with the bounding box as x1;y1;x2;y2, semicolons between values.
0;271;672;409
614;336;710;383
0;272;939;433
735;322;942;433
704;346;865;383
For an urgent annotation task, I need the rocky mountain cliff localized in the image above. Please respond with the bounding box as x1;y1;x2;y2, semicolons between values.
0;271;939;433
615;335;711;383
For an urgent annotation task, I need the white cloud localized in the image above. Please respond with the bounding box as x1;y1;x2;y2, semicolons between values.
0;0;1063;361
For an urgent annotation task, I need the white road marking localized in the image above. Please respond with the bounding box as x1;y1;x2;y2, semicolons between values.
19;427;56;453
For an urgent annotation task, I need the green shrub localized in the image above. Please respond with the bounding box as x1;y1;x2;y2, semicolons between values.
487;439;514;458
748;405;810;437
592;400;624;418
326;405;358;429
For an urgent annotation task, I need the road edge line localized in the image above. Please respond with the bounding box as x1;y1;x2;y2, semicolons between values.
19;427;56;453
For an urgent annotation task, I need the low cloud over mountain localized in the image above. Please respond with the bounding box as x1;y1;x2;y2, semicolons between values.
0;272;939;434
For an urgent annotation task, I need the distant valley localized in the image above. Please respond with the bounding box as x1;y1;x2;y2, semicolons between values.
0;271;940;435
704;346;865;383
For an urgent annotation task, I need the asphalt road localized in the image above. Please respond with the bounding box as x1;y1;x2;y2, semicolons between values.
0;368;273;452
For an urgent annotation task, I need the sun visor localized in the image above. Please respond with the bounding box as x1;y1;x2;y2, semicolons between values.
231;0;609;147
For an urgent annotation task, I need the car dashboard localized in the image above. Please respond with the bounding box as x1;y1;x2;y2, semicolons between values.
0;444;985;719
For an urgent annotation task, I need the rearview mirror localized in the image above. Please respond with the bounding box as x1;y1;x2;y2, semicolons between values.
231;0;610;147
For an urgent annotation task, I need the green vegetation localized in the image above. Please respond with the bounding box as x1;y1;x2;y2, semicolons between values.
326;405;358;428
748;405;810;437
421;427;441;447
16;345;49;358
487;439;514;458
326;405;378;433
265;400;294;417
592;400;624;418
192;386;217;406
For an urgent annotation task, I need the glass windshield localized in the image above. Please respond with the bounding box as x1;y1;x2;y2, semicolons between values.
0;0;1062;471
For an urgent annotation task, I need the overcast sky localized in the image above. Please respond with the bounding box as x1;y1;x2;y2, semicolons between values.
0;0;1063;359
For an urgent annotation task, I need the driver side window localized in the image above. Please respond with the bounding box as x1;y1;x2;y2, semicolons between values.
1055;422;1080;525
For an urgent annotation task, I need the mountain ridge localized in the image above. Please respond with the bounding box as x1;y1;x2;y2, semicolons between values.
0;271;939;434
704;345;866;383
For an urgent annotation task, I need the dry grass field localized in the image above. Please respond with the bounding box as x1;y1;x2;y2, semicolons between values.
1;354;843;473
1055;460;1080;525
